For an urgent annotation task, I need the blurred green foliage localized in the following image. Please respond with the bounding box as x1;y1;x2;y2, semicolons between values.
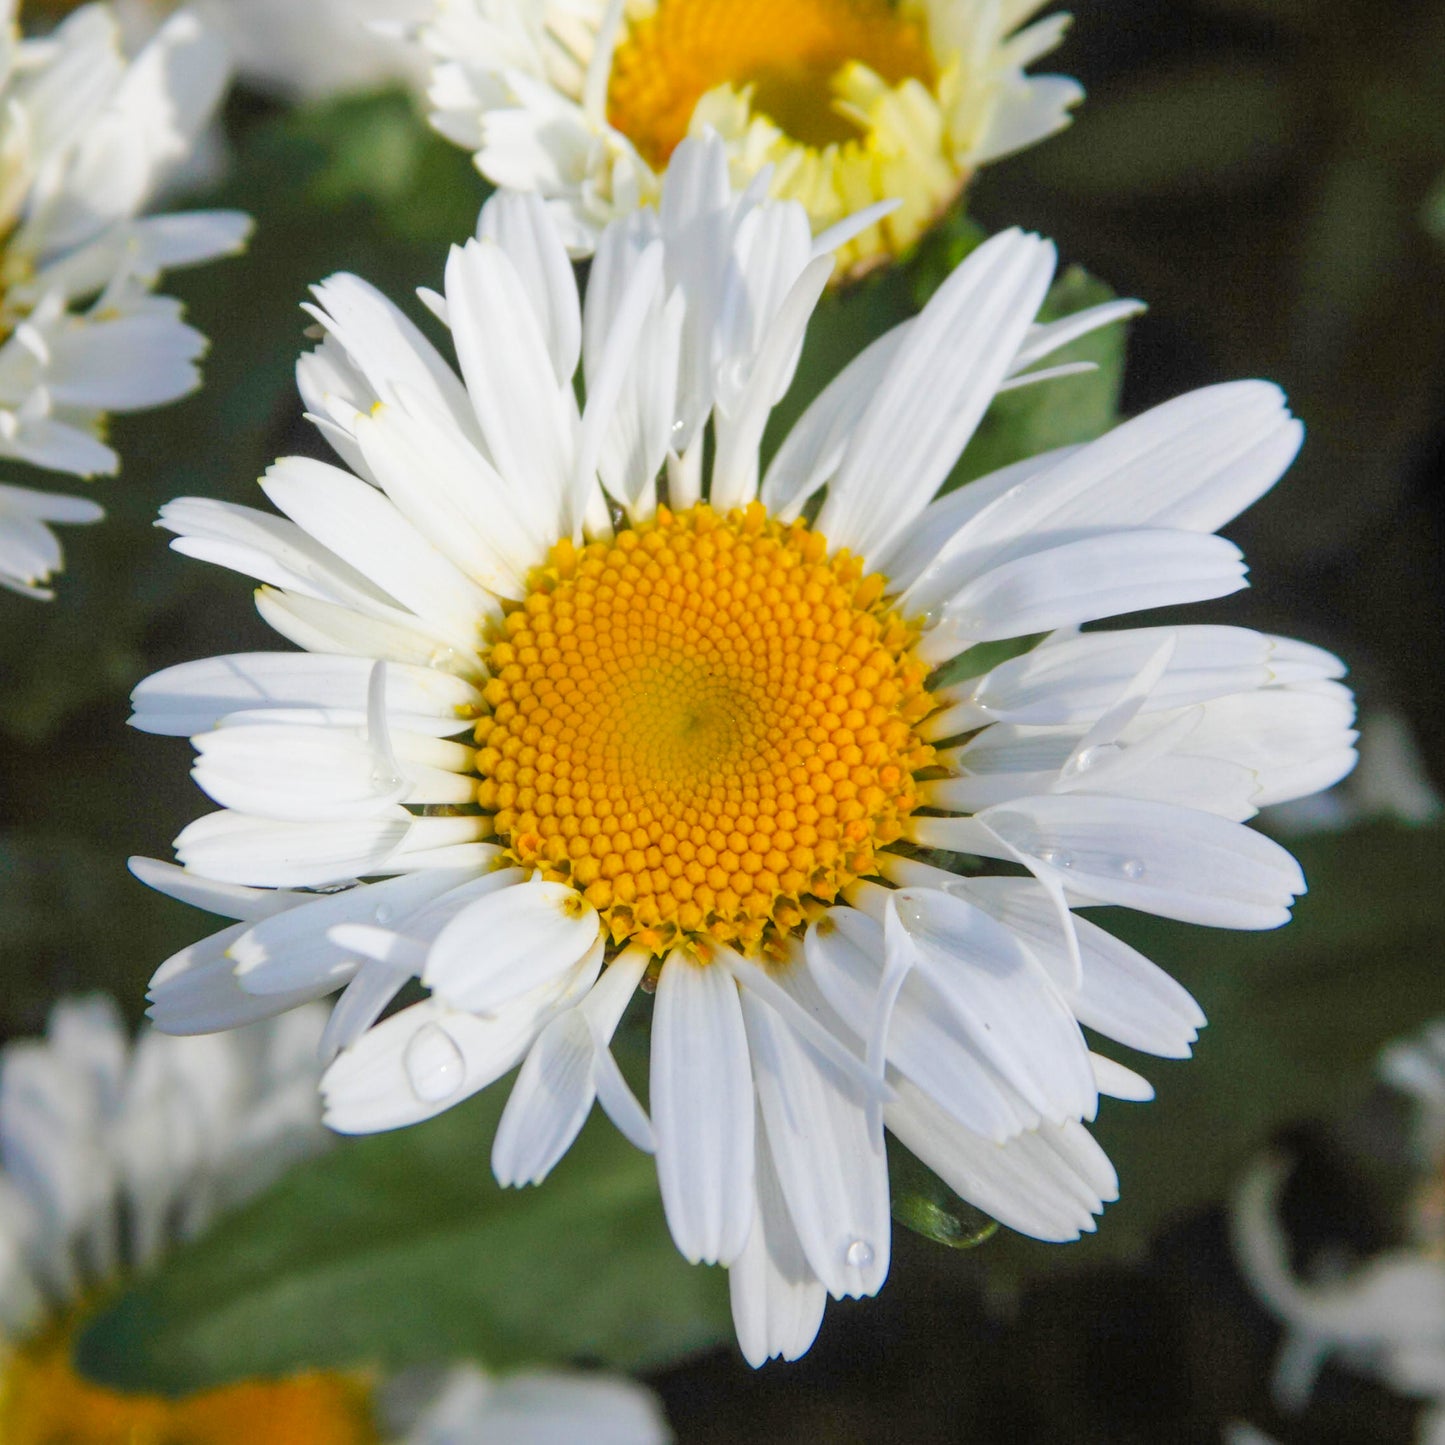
78;1085;730;1393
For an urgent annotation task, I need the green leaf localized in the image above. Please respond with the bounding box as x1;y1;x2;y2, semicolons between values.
286;90;485;244
77;1087;729;1395
890;1139;1000;1251
949;265;1132;490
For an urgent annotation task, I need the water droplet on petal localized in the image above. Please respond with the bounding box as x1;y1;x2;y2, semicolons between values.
403;1022;465;1104
370;766;403;792
1119;858;1145;880
670;418;687;439
844;1239;874;1269
1037;847;1073;869
373;902;393;924
1072;742;1123;775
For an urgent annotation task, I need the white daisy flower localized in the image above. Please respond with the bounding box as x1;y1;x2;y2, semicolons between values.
131;134;1355;1366
419;0;1083;271
34;0;435;103
0;0;250;597
0;994;671;1442
1233;1021;1445;1440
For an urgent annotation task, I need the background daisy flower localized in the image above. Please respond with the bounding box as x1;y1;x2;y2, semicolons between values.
0;1;249;598
1233;1021;1445;1443
0;993;672;1442
130;135;1354;1365
420;0;1082;270
30;0;435;104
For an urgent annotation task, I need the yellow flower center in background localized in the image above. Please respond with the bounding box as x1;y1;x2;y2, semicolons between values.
608;0;935;164
477;503;933;959
0;1313;376;1445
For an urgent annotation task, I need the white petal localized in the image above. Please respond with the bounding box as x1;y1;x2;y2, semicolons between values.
957;795;1307;929
804;908;1038;1142
741;970;890;1299
924;625;1341;737
651;951;755;1266
147;921;344;1035
254;588;484;677
172;808;487;891
231;869;478;996
958;876;1206;1057
319;960;414;1060
1009;299;1146;375
304;272;479;444
475;188;582;385
158;496;394;613
888;1079;1116;1243
261;456;498;638
817;230;1056;562
919;530;1249;660
1090;1053;1154;1101
977;60;1083;155
875;445;1081;594
127;856;301;924
729;1113;827;1369
424;880;600;1014
353;402;547;601
321;951;601;1135
131;651;482;738
322;999;536;1134
492;1007;597;1187
173;809;410;887
889;888;1097;1124
711;255;833;511
444;237;575;530
571;238;666;527
759;327;908;523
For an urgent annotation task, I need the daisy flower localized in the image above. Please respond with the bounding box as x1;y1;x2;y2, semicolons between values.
1233;1021;1445;1440
420;0;1083;270
131;134;1356;1365
0;994;672;1442
0;1;249;598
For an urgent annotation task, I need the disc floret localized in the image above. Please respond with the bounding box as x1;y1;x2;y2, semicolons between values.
476;503;935;959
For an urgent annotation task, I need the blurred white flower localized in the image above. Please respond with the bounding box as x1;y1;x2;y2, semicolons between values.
0;994;671;1442
0;1;248;597
85;0;435;102
1233;1019;1445;1444
420;0;1083;271
130;133;1354;1366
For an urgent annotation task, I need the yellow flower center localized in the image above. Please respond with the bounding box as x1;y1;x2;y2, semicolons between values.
0;1312;377;1445
476;503;934;959
607;0;935;164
